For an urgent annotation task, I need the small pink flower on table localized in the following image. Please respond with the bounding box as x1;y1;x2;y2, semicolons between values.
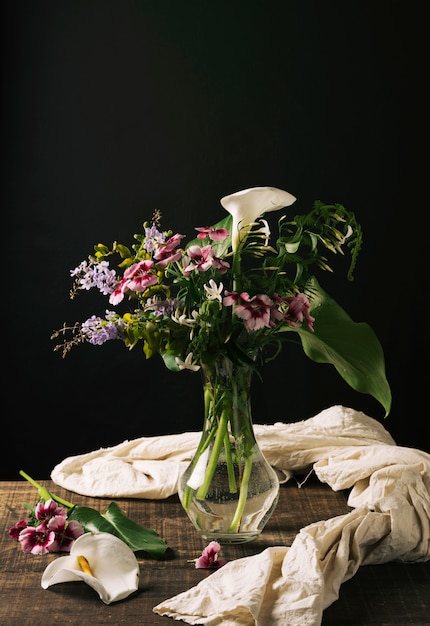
194;541;227;569
18;523;56;555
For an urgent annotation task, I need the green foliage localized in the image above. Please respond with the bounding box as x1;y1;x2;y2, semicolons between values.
298;277;391;416
68;502;168;557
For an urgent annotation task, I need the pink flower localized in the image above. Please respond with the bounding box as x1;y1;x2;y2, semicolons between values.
8;519;28;540
182;245;217;275
195;541;227;569
124;260;159;291
195;226;229;241
47;515;85;552
109;286;127;305
35;498;67;522
224;291;273;331
18;522;56;555
154;233;185;268
283;293;315;332
222;290;239;306
211;256;230;273
109;260;158;304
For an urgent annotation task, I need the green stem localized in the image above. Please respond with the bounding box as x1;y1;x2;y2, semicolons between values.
232;249;242;293
223;429;237;493
181;483;193;510
228;453;253;532
182;384;219;510
196;408;229;500
19;470;74;509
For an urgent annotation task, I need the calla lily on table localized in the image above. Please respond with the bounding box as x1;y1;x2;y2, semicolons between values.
41;532;139;604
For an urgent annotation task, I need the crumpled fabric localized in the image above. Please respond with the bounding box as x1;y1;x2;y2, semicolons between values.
50;406;430;626
51;405;396;499
153;452;430;625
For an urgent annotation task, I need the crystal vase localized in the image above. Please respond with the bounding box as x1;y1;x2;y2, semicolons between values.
178;354;280;544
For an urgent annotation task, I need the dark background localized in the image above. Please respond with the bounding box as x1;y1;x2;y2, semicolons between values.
2;1;428;479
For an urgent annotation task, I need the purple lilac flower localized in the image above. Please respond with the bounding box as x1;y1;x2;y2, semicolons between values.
144;226;165;253
70;260;89;278
81;313;125;345
71;260;118;295
145;297;180;317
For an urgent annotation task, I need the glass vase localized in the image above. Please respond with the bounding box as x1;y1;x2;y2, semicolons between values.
178;354;280;544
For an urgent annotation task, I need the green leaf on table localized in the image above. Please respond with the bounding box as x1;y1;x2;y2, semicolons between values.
68;502;168;558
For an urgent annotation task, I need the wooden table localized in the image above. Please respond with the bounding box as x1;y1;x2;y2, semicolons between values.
1;478;429;625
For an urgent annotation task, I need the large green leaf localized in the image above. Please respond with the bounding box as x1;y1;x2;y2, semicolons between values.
291;276;392;416
68;502;168;558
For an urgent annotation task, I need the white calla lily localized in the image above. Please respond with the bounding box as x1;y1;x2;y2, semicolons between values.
41;532;139;604
220;186;296;252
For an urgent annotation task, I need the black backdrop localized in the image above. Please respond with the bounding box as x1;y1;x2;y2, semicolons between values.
2;1;428;479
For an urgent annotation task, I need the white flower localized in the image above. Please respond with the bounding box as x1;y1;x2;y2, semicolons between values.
175;352;201;371
256;219;271;247
220;186;296;252
171;309;198;326
204;279;223;302
41;532;139;604
339;224;354;243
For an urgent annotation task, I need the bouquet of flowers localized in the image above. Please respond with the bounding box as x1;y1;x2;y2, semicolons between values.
52;186;392;541
52;186;391;416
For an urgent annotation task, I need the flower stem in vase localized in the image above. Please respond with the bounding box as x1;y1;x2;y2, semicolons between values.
178;355;280;544
196;407;229;500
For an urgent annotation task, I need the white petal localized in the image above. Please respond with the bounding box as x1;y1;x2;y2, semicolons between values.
221;186;296;218
41;532;139;604
220;186;296;251
186;447;210;489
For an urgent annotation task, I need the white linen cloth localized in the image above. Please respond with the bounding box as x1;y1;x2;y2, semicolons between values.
50;406;430;625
